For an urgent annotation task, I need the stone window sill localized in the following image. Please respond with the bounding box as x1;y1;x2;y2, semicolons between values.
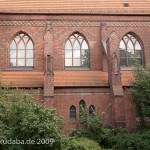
7;67;34;71
65;67;90;71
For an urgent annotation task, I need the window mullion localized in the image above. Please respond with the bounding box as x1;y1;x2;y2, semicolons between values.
72;41;74;66
25;47;27;67
134;44;136;64
24;39;27;67
16;44;18;67
80;42;82;66
125;43;128;67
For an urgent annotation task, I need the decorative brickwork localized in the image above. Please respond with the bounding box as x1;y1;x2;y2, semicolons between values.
105;22;150;27
0;21;150;27
51;21;101;27
0;21;46;26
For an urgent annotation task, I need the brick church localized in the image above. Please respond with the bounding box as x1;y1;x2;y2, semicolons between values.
0;0;149;133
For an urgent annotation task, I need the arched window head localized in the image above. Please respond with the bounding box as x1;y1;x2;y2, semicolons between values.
89;105;95;114
79;100;86;122
10;32;34;67
79;100;86;109
70;106;76;123
65;33;89;67
119;33;142;67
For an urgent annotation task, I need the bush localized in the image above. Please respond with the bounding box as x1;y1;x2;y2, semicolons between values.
0;84;66;150
113;130;150;150
71;108;115;148
130;65;150;127
68;137;102;150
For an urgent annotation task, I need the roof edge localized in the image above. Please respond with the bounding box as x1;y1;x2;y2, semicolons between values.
0;9;150;16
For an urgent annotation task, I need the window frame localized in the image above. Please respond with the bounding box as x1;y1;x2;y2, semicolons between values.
9;32;34;69
70;105;77;123
89;105;95;115
119;33;143;69
79;100;86;122
65;33;90;69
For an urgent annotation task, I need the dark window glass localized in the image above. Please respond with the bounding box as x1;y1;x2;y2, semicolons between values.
79;100;86;122
70;106;76;123
79;100;86;109
89;105;95;114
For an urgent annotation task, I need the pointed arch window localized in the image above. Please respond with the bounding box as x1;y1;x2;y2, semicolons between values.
9;33;34;67
119;33;142;67
89;105;95;115
79;100;86;122
65;33;89;67
70;106;76;122
79;100;86;110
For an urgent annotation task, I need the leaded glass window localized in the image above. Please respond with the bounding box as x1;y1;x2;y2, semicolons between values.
65;33;89;67
10;33;34;67
119;34;142;67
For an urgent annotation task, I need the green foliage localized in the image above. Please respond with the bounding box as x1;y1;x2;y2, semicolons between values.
71;107;115;148
0;84;66;150
130;65;150;127
113;130;150;150
68;137;102;150
112;65;150;150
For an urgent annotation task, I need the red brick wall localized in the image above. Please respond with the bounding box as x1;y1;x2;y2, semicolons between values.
0;25;45;71
0;14;150;70
0;14;149;133
102;26;150;68
53;91;111;133
52;26;102;70
124;91;136;130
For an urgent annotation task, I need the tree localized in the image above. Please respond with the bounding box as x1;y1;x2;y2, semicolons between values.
0;83;66;150
130;65;150;127
71;107;114;148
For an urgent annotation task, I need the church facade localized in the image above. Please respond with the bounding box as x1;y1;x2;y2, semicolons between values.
0;0;150;133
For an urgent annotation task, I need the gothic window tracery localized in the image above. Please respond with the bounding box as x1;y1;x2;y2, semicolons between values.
65;33;89;67
10;33;34;67
119;33;142;67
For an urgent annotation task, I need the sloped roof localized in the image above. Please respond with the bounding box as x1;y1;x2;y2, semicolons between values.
54;71;108;87
1;71;109;88
1;71;134;87
0;0;149;15
121;71;133;86
1;72;44;87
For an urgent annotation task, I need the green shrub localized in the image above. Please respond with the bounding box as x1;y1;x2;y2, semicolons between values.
0;84;66;150
71;108;115;148
68;137;102;150
130;65;150;127
113;131;150;150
